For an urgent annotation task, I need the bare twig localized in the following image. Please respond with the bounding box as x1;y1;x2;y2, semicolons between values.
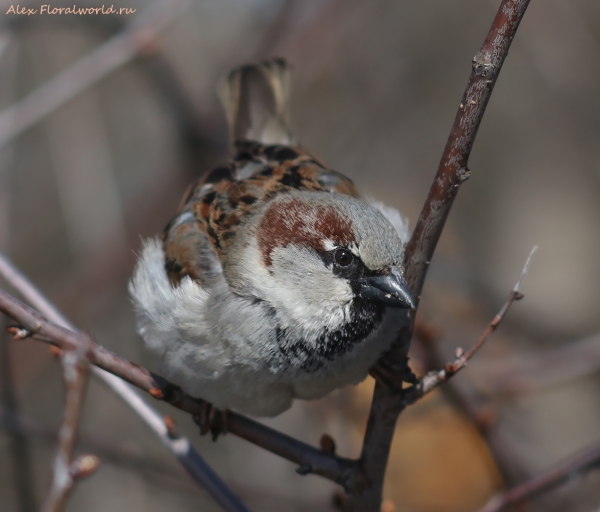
354;2;533;510
404;0;533;297
404;247;537;404
0;0;191;150
0;253;252;512
42;342;98;512
478;442;600;512
0;282;357;490
354;249;535;510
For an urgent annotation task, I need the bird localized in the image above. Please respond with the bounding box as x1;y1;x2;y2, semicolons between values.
129;58;415;424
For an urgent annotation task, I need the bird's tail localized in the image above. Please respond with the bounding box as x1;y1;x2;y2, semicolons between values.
218;58;294;149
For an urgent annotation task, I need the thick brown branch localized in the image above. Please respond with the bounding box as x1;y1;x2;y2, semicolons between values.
405;0;532;297
0;289;357;490
477;442;600;512
41;342;99;512
354;2;533;510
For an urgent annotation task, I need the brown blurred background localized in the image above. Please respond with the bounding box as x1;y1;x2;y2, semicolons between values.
1;0;600;511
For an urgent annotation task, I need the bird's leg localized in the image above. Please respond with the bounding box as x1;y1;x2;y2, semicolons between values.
193;401;229;441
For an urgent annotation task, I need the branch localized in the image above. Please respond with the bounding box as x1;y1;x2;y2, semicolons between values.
0;287;358;490
404;246;537;403
0;253;252;512
477;442;600;512
40;340;99;512
405;0;532;297
354;2;533;510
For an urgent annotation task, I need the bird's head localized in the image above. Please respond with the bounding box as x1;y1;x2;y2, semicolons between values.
225;191;415;330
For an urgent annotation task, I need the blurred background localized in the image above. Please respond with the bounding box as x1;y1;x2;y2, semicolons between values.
0;0;599;511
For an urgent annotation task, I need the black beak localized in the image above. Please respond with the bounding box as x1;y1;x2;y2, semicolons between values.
357;267;416;309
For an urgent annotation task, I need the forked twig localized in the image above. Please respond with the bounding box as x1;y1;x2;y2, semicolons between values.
42;344;99;512
405;247;537;403
0;253;252;512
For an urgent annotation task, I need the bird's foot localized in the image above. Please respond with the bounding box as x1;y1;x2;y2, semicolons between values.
193;401;228;441
370;356;418;393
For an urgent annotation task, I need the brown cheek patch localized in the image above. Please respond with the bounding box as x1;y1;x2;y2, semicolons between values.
257;199;354;266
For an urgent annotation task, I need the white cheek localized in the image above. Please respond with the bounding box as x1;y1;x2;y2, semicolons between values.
230;238;353;331
265;245;353;330
232;234;274;295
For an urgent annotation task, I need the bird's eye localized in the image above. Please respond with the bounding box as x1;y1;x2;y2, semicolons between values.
334;248;353;266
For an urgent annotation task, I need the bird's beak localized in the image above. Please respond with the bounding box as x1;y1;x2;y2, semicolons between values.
357;267;416;309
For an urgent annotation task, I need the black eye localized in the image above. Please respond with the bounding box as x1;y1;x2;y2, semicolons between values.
334;248;353;266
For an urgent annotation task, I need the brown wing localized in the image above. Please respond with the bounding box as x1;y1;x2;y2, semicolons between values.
162;142;358;285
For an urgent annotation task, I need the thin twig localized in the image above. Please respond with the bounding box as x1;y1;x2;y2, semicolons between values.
404;247;537;404
0;0;191;150
478;442;600;512
0;253;252;512
42;343;98;512
354;2;533;510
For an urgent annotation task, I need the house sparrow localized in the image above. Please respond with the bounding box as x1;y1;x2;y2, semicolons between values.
130;59;415;419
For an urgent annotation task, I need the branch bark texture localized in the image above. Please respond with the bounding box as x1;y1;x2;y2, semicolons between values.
406;0;532;296
353;1;533;510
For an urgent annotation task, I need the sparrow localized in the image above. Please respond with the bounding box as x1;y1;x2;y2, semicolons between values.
129;59;415;420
